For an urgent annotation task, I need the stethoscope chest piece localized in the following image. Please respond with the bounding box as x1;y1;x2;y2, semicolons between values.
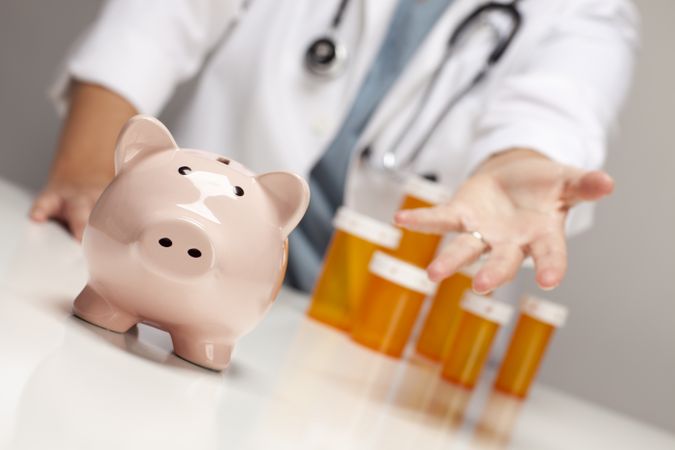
305;35;348;78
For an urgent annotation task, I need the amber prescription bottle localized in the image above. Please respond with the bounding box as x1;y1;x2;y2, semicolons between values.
415;261;481;361
494;296;568;398
351;251;437;358
441;294;513;389
391;176;451;267
308;207;402;331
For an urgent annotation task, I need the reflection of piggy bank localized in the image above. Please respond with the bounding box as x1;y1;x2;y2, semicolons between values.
73;115;310;370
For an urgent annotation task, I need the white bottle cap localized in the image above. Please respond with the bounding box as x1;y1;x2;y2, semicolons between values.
520;295;568;327
460;293;513;325
369;251;437;295
333;207;402;249
403;176;452;205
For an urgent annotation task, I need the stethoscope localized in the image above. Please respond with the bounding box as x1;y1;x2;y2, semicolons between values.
305;0;522;175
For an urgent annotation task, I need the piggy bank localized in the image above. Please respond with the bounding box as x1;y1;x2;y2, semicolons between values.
73;115;310;370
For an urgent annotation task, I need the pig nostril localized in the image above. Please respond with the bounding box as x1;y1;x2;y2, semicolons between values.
159;238;173;247
187;248;202;258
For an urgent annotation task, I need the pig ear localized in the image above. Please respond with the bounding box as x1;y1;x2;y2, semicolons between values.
256;172;310;237
114;115;178;174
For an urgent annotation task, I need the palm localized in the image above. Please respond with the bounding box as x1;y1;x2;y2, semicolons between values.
395;151;614;293
455;160;570;246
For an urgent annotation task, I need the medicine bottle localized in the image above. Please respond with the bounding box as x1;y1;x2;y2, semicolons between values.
441;294;513;388
391;176;450;267
308;207;401;331
416;261;481;361
351;251;437;358
494;296;568;398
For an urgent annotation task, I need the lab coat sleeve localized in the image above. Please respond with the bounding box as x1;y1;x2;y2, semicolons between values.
465;0;640;174
50;0;245;115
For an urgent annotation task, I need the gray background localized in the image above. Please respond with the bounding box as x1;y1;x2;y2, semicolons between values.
1;0;673;434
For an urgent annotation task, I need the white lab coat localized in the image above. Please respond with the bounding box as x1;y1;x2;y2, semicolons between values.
51;0;639;233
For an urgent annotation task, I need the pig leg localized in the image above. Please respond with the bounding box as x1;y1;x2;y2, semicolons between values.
73;284;139;333
170;331;234;371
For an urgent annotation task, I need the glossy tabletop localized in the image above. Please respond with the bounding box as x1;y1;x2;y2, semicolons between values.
0;178;673;450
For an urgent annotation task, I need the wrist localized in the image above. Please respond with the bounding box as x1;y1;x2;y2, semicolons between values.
474;148;550;175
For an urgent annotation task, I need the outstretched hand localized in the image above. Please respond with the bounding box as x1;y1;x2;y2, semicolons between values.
395;149;614;294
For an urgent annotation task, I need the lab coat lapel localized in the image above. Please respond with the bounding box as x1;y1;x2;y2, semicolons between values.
357;0;480;150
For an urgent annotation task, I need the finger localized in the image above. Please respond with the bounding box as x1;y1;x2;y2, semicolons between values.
427;233;486;282
473;244;524;294
64;200;93;241
563;170;614;206
394;204;464;234
528;232;568;290
30;192;63;222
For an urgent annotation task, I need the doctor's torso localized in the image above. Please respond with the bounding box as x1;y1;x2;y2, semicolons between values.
171;1;548;187
56;0;635;225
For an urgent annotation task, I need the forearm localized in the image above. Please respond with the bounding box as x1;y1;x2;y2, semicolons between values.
49;81;137;184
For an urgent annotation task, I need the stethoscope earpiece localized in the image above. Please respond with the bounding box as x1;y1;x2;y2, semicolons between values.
305;36;348;78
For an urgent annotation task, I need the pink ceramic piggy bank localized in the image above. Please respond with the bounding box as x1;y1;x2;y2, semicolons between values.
73;116;310;370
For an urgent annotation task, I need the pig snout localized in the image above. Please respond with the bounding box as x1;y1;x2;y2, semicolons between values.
138;219;215;278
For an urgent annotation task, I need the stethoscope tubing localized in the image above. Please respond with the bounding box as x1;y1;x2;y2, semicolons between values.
306;0;522;173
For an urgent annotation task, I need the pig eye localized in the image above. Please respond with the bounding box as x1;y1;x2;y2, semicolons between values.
217;157;230;165
158;237;172;247
178;166;191;175
234;186;244;197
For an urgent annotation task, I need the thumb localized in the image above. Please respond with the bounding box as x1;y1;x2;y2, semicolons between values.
563;170;614;206
30;191;63;222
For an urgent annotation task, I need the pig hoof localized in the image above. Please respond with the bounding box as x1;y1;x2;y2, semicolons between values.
73;285;139;333
170;334;233;371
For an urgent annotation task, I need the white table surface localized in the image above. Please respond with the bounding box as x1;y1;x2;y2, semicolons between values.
0;178;673;450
